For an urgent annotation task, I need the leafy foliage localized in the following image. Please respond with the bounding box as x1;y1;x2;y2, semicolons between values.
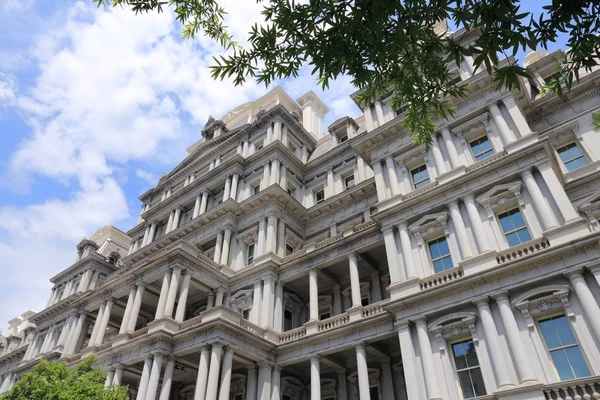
0;356;129;400
94;0;600;143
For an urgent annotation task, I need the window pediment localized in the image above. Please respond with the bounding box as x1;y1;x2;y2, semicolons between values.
476;181;523;212
409;212;449;240
428;312;479;350
512;285;573;329
576;190;600;214
229;289;254;310
283;292;304;312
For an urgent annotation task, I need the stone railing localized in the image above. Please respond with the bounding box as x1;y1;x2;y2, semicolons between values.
130;327;149;339
180;315;203;330
353;220;377;233
318;313;350;332
362;303;385;317
239;319;264;335
543;376;600;399
315;234;344;249
420;266;464;290
496;237;550;264
197;252;223;270
281;248;306;263
279;327;307;343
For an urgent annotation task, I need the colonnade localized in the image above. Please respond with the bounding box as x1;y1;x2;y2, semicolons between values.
46;269;101;307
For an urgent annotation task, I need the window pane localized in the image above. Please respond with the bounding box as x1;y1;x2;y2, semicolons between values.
442;256;454;270
429;241;440;258
464;341;479;368
438;237;450;256
457;370;475;399
539;318;562;349
550;349;575;381
452;342;468;369
499;212;516;232
470;367;487;397
565;157;587;171
433;259;446;273
510;209;526;228
553;315;577;346
516;228;531;243
564;346;590;378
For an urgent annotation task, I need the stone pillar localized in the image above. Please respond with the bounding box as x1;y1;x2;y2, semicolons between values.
521;169;559;230
448;200;472;259
415;318;442;400
310;356;321;400
441;128;460;169
156;271;173;320
105;369;115;387
251;282;263;325
193;193;202;218
274;282;283;331
430;135;447;175
382;227;403;283
262;276;275;328
257;218;267;256
215;288;225;306
363;106;375;131
537;162;579;222
172;206;182;231
381;359;394;400
220;228;233;266
333;285;342;315
157;358;175;400
127;284;145;332
348;253;362;307
147;221;158;244
385;156;400;196
88;306;104;348
271;160;281;188
205;344;223;400
372;161;388;201
488;103;516;144
214;232;224;264
371;272;382;302
94;300;112;347
257;363;272;400
277;219;285;258
113;364;124;386
463;194;491;252
567;271;600;343
246;365;258;400
280;165;287;191
337;370;347;400
271;366;281;400
266;214;277;254
175;272;192;322
397;322;421;399
217;348;234;400
223;175;232;202
502;95;532;136
199;191;209;214
398;223;417;279
193;346;211;400
474;298;515;388
230;173;239;201
309;269;319;321
493;293;538;384
355;344;371;400
119;287;137;335
261;163;270;190
146;353;164;400
164;267;183;318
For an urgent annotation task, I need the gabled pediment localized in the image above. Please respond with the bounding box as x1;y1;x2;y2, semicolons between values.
476;181;522;208
409;212;448;236
576;190;600;212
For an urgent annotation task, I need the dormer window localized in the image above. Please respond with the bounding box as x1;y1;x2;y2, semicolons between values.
410;165;430;189
339;134;348;143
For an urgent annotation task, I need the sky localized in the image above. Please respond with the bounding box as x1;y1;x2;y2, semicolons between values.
0;0;568;333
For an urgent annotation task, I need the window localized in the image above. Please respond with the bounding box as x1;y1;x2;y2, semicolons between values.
252;185;260;195
344;174;355;189
369;387;379;399
428;237;453;273
544;71;563;85
498;208;531;247
320;312;331;320
285;244;294;256
284;309;293;331
557;142;587;172
452;339;486;398
361;296;369;307
539;315;590;381
315;189;325;204
339;134;348;143
469;136;495;161
255;141;264;151
242;309;250;320
448;75;462;86
287;187;295;197
246;243;255;265
411;165;430;189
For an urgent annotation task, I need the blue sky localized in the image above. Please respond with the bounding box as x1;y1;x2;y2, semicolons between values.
0;0;567;332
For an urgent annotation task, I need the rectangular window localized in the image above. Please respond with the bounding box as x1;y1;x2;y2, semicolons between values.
344;174;356;189
498;208;531;247
252;185;260;195
411;165;430;189
544;71;563;84
315;189;325;204
539;315;590;381
452;339;487;398
361;297;369;307
339;134;348;143
557;142;587;171
242;309;250;320
246;243;255;265
469;136;495;161
428;237;453;273
286;244;294;256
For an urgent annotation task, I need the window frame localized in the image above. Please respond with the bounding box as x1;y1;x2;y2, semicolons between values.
449;338;487;399
427;235;454;273
246;243;255;265
315;189;325;204
344;174;356;189
556;141;588;172
496;207;532;247
410;164;431;189
469;135;495;162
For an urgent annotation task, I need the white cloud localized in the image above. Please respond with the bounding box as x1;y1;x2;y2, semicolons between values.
136;169;160;186
0;72;16;107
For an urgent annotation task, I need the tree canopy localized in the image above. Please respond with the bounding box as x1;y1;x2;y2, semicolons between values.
95;0;600;143
0;356;129;400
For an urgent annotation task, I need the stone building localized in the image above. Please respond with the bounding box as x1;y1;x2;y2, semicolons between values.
2;37;600;400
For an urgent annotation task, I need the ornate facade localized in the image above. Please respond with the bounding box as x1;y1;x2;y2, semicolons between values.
2;39;600;400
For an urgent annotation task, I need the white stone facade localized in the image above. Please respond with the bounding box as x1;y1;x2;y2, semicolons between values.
2;41;600;400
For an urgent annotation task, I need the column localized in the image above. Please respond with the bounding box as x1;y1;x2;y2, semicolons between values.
567;271;600;342
372;161;388;201
246;365;258;400
142;225;151;247
65;313;87;355
220;228;233;266
159;357;176;400
127;284;145;332
105;369;115;387
271;159;281;188
257;363;272;400
205;344;223;400
337;370;348;400
156;271;172;319
215;288;225;306
397;322;421;399
271;366;281;400
333;285;342;315
146;353;164;400
257;218;267;256
385;156;400;196
448;200;472;259
261;163;270;190
280;165;287;191
193;193;202;218
164;267;182;318
430;135;447;175
474;298;515;388
441;128;460;169
175;272;192;322
113;364;124;386
488;103;516;144
382;227;403;283
94;299;113;346
309;269;319;321
374;101;385;124
502;95;532;136
223;175;233;202
464;194;491;252
199;191;209;214
266;215;277;254
230;173;239;201
310;356;321;400
493;293;538;384
277;219;285;257
381;360;394;400
348;253;362;307
326;168;335;198
77;270;92;292
537;162;579;221
193;346;211;400
119;287;137;335
363;106;375;131
415;318;442;400
355;344;371;400
261;276;275;328
89;270;100;290
251;282;263;325
172;206;182;231
398;223;417;279
274;283;283;331
218;348;234;400
148;221;158;244
371;272;382;302
521;169;559;230
166;210;175;233
214;232;224;263
88;306;104;347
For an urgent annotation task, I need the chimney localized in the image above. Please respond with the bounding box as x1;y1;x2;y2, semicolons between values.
296;91;329;139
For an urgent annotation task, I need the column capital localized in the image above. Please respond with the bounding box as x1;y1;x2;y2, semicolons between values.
472;296;490;308
355;342;366;351
412;316;428;327
171;265;184;273
565;269;585;280
150;350;167;359
447;199;460;209
381;225;395;234
257;360;274;368
519;168;534;179
490;291;511;303
136;282;146;290
397;221;409;230
310;354;320;362
462;192;476;202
